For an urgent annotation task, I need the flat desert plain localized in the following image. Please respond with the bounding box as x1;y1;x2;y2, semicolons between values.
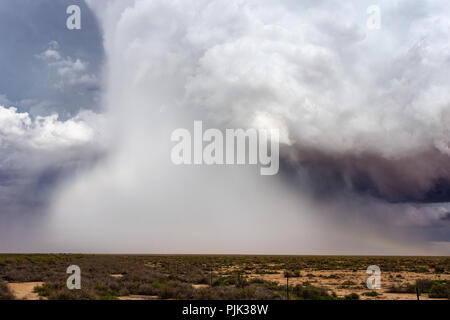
0;255;448;300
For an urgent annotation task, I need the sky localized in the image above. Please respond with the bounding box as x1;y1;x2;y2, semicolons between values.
0;0;449;254
0;0;103;117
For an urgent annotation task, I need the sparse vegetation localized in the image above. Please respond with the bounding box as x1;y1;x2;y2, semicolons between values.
341;280;356;286
0;254;448;300
388;279;450;299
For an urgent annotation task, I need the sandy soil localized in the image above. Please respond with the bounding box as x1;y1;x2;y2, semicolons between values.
118;295;158;300
7;282;44;300
192;284;209;289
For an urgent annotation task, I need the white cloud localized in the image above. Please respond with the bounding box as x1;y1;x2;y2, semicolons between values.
0;105;101;150
38;41;99;89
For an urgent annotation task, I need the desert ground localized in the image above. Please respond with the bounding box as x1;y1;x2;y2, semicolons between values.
0;255;448;300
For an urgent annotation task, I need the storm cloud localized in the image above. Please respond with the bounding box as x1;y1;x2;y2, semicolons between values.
1;0;450;254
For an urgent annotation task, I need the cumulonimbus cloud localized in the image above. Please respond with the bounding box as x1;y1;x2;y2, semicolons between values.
3;0;449;254
85;0;450;204
22;0;446;255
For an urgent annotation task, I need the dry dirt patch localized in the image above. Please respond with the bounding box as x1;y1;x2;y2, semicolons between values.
7;282;44;300
118;295;158;300
192;284;209;289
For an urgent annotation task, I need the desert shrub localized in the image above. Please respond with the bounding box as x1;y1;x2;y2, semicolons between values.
388;283;416;293
157;281;195;299
35;282;65;297
362;291;379;297
251;285;282;299
212;276;234;287
185;273;209;284
433;265;445;273
0;281;14;300
118;288;130;296
229;287;256;299
95;284;119;300
416;279;434;293
195;288;220;300
255;269;278;275
49;289;97;300
264;281;281;291
136;283;158;295
249;278;265;284
429;282;450;299
195;284;281;300
35;282;97;300
212;273;248;288
414;279;449;298
235;274;248;288
291;284;332;300
345;293;360;300
284;270;301;278
389;279;449;297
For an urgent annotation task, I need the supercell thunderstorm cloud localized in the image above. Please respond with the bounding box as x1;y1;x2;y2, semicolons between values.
1;0;450;254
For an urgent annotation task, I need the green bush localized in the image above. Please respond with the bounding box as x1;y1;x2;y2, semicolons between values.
433;266;445;273
212;276;233;287
291;284;333;300
0;281;14;300
388;283;416;293
362;291;379;297
429;282;449;299
136;283;158;295
284;270;300;278
345;293;360;300
35;282;100;300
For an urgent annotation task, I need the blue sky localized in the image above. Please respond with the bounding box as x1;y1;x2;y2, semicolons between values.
0;0;103;118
